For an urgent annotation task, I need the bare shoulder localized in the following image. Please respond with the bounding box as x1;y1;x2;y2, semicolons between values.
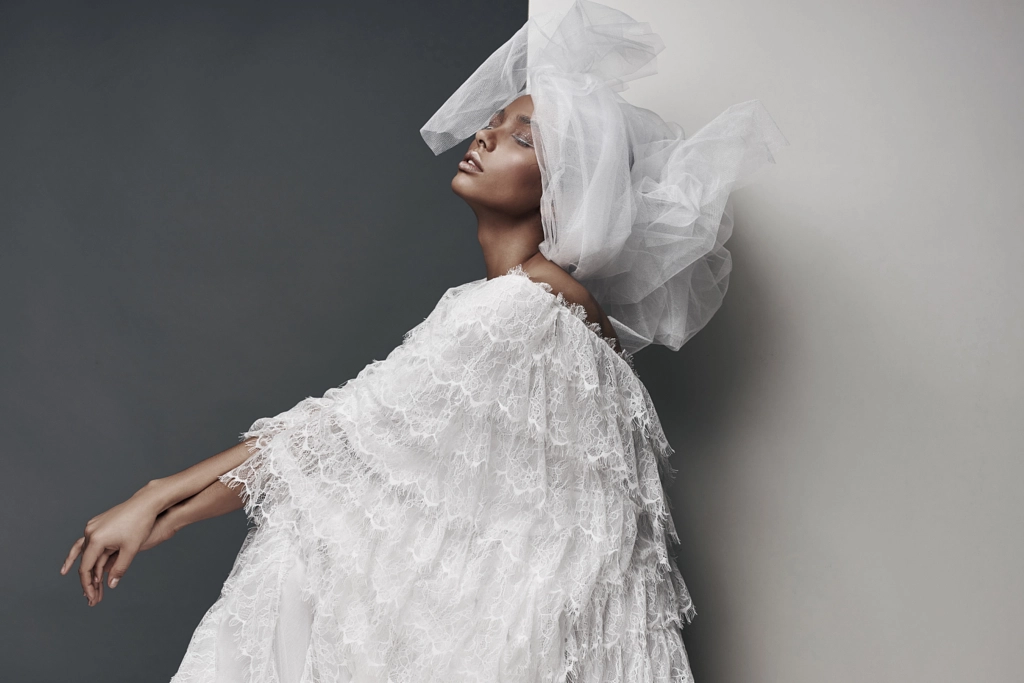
520;259;621;350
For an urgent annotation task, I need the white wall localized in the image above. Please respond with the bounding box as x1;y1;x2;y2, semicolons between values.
530;1;1024;681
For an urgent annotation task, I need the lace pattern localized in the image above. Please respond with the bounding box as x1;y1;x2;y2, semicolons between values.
502;264;639;376
169;266;695;683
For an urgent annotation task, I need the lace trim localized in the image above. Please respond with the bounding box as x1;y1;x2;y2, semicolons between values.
170;268;694;683
499;263;639;376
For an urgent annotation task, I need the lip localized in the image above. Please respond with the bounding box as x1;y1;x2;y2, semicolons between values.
460;150;484;173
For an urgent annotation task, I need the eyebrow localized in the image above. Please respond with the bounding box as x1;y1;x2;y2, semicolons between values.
496;107;532;125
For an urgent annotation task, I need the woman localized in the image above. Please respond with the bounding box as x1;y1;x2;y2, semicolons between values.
61;2;786;681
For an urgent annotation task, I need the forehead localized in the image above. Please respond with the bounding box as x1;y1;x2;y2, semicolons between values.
504;94;534;115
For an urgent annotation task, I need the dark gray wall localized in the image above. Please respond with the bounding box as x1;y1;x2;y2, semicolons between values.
1;1;530;680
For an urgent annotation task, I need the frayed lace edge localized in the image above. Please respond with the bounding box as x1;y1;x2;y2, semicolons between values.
220;428;679;545
502;263;638;373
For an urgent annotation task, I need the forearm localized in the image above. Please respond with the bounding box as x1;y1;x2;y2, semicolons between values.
140;437;258;513
163;479;247;531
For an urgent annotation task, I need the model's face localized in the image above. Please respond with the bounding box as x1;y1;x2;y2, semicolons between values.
451;94;542;216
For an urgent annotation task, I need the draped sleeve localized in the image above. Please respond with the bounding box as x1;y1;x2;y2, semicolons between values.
201;264;695;683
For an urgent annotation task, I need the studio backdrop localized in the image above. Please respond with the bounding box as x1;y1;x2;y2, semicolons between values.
3;0;1022;681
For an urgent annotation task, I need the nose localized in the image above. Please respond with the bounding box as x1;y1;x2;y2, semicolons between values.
474;127;492;149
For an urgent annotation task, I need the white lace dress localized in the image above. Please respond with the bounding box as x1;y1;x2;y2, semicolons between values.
168;264;696;683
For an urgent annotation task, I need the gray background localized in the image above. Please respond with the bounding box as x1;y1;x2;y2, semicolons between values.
1;1;533;681
6;0;1024;681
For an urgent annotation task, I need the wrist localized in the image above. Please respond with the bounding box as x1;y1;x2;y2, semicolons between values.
134;478;177;514
159;500;188;533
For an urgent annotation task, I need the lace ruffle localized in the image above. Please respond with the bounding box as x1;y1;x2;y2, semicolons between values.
503;264;639;376
170;266;695;683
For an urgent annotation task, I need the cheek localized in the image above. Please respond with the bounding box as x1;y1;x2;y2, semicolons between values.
460;151;542;210
509;158;542;197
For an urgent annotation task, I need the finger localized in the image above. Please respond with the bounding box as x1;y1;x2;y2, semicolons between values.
106;544;139;589
61;537;85;576
95;549;118;603
78;553;95;604
92;547;117;606
104;551;121;589
78;538;105;604
94;549;114;587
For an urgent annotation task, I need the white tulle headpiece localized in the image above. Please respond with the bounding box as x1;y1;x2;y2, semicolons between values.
421;0;788;354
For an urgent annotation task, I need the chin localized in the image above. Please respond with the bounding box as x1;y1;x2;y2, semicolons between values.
450;173;477;201
451;175;464;199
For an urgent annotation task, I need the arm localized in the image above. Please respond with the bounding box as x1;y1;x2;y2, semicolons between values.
61;436;260;607
143;436;259;513
160;478;247;533
138;478;247;557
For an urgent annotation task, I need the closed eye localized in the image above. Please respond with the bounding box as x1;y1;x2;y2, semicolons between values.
480;125;533;148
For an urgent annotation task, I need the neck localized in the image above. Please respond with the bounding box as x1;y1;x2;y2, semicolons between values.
473;205;547;279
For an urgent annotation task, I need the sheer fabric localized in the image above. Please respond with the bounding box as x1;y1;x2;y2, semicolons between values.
169;266;695;683
421;0;789;354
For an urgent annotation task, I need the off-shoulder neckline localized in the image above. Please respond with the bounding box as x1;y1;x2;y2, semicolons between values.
489;264;638;375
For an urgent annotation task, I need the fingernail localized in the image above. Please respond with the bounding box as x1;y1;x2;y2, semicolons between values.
110;577;119;588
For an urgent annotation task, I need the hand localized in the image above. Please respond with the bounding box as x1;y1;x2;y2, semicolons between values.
69;509;182;606
59;486;166;607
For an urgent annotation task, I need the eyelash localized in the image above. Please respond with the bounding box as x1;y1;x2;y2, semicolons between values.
481;124;533;148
